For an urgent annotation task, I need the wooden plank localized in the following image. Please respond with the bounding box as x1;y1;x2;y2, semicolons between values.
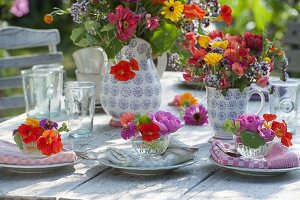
286;49;300;73
0;76;22;89
284;22;300;46
0;53;63;69
0;95;24;109
0;26;61;49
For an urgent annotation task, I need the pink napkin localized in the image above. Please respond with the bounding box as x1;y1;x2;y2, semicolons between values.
210;140;300;169
0;140;77;166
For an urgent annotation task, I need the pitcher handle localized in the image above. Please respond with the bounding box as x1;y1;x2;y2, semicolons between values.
156;52;167;79
248;88;266;115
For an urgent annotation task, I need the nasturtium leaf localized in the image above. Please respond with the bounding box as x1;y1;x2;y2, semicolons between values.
240;131;266;149
100;24;115;32
138;114;152;124
70;27;85;44
13;133;23;149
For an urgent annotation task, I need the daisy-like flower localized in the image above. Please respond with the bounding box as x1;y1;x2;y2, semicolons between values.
178;92;198;107
161;0;184;22
37;129;63;156
210;40;228;50
183;104;208;125
204;53;223;67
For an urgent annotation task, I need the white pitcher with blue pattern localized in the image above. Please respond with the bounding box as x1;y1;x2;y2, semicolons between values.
207;86;265;140
100;38;163;126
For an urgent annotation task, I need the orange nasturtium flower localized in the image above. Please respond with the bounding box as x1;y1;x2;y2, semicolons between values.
18;124;43;143
44;14;53;24
263;113;277;122
183;3;206;20
271;120;293;147
37;129;63;156
178;92;198;107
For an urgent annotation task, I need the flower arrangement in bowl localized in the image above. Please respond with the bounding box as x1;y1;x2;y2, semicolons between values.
223;113;293;160
13;118;69;157
120;111;181;158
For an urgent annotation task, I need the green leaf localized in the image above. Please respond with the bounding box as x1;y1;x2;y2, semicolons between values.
240;131;266;149
13;133;23;149
74;38;89;47
138;114;152;124
70;27;86;44
84;20;101;32
100;24;115;32
233;78;249;92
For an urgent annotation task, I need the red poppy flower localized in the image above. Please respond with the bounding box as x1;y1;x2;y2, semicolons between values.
17;124;43;143
139;122;160;142
263;113;277;122
219;5;232;27
184;3;206;20
110;60;136;81
37;130;63;156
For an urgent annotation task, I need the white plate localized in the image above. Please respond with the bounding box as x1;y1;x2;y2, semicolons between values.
209;155;300;176
0;159;81;173
99;157;197;175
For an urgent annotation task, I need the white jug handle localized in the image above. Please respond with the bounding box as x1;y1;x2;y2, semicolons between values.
156;52;167;79
247;88;266;115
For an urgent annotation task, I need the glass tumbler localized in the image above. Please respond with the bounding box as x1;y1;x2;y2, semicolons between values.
21;69;52;119
269;80;300;133
32;64;63;116
64;81;96;138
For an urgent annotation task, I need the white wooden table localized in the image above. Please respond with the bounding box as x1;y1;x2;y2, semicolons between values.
1;72;300;200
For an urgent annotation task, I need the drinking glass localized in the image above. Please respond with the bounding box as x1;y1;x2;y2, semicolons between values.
21;69;52;119
269;80;300;133
32;64;63;116
64;81;96;138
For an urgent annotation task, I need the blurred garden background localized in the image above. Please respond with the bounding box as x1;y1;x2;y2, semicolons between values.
0;0;299;119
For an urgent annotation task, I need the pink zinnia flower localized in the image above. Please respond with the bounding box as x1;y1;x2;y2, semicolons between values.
183;104;208;126
10;0;29;17
145;14;159;31
108;5;139;41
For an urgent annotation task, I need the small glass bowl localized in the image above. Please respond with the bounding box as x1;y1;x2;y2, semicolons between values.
234;136;274;160
131;132;170;159
21;141;45;158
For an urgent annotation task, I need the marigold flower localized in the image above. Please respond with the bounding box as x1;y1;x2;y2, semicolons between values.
211;40;228;50
178;92;198;107
37;129;63;156
25;118;40;127
161;0;184;22
204;53;223;67
197;35;210;48
183;3;206;20
44;14;53;24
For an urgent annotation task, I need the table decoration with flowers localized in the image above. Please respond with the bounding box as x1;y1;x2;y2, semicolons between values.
120;111;181;158
47;0;232;125
13;118;69;156
223;113;293;160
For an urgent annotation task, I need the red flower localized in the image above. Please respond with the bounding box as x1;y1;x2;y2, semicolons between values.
263;113;277;122
151;0;164;4
219;5;232;27
37;130;63;156
110;59;139;81
281;132;293;147
244;32;263;53
17;124;43;143
209;30;224;40
271;120;293;147
184;3;206;20
139;122;160;142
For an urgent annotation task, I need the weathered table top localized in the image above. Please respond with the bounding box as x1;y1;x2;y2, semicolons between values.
1;72;300;200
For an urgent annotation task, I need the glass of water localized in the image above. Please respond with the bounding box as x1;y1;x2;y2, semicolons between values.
64;81;96;138
32;64;64;116
269;80;300;133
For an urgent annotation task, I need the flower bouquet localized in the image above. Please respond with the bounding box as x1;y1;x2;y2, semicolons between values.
223;113;293;160
13;118;69;156
120;111;181;158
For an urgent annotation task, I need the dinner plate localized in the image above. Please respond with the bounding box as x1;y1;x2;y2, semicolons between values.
99;157;197;175
0;159;81;173
209;155;300;176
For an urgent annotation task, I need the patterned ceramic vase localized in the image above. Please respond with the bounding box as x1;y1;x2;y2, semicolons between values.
100;38;162;125
206;86;265;140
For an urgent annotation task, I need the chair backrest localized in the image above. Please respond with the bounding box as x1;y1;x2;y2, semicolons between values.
0;26;63;122
283;22;300;74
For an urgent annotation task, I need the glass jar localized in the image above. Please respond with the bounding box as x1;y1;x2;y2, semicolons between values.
21;141;44;158
131;132;170;158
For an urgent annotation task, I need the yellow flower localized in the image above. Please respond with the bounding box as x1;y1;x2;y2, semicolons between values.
197;35;210;48
178;92;198;107
25;118;40;127
264;57;271;63
210;40;228;50
204;53;223;67
161;0;184;22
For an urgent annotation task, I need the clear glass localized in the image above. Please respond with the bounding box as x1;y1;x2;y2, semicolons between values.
32;64;64;116
234;136;273;160
131;132;170;158
21;141;45;158
21;69;52;119
269;80;300;133
64;81;96;138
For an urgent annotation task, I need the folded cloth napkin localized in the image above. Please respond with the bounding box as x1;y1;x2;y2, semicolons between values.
0;140;77;166
105;145;195;168
210;140;300;169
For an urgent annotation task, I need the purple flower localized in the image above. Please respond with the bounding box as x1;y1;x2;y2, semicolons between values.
183;104;208;126
149;111;181;135
10;0;29;17
39;119;58;130
121;122;137;140
12;129;18;136
258;126;276;142
235;114;263;134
